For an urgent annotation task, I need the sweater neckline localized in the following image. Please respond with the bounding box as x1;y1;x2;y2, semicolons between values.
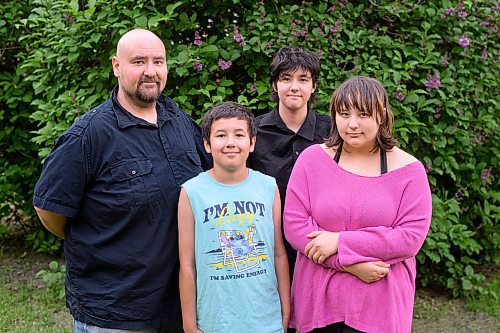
315;144;421;179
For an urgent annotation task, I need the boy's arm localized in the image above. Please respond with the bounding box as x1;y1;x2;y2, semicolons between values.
273;187;290;332
178;188;202;333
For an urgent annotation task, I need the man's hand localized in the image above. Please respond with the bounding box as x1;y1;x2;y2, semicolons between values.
304;231;339;264
343;261;390;283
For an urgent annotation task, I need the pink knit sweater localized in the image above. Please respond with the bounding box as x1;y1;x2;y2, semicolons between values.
284;144;432;333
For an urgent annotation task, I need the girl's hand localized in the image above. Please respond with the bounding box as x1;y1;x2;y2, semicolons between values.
304;231;339;264
343;261;390;283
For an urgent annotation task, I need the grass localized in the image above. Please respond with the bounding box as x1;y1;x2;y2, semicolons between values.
0;237;497;333
413;294;446;320
0;239;71;333
467;278;500;318
0;281;70;333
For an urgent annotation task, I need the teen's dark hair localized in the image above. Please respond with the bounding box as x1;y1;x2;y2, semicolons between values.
325;76;397;152
202;102;256;144
269;46;321;104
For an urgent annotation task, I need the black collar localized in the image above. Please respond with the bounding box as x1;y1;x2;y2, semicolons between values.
110;86;177;128
259;107;317;141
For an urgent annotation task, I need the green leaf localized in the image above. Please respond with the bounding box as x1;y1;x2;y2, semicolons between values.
68;52;79;63
175;67;188;76
465;265;474;276
219;79;233;87
166;1;183;16
90;33;101;44
49;261;59;271
177;51;189;63
148;16;163;28
69;0;79;12
200;45;219;55
393;71;401;83
462;279;473;290
135;16;148;28
405;93;419;104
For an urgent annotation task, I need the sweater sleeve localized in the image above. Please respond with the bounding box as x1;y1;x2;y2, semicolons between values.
284;153;344;271
337;166;432;266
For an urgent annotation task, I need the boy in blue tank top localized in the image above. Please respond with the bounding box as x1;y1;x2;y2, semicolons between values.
178;102;290;333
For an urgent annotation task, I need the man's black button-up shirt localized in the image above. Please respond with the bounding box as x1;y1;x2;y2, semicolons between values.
33;88;211;329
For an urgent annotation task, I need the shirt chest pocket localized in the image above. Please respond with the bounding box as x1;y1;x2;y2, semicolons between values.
110;158;160;207
170;150;203;185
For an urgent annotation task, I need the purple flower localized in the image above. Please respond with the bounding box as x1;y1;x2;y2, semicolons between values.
424;164;433;173
482;48;488;60
424;72;441;91
440;52;450;66
218;59;232;70
481;168;491;183
330;19;342;33
440;59;450;66
472;134;485;144
315;28;326;36
459;34;470;48
480;21;490;26
454;189;464;201
193;61;203;71
445;8;456;16
64;13;75;24
458;11;468;17
250;85;257;92
295;27;307;37
277;33;284;43
193;31;202;46
232;27;246;45
394;90;406;101
233;33;244;43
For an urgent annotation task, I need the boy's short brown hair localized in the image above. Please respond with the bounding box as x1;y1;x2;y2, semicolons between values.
202;102;256;145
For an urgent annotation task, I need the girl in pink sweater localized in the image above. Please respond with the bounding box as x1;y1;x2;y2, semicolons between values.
284;76;432;333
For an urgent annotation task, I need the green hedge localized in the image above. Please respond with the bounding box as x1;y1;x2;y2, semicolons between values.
1;0;498;298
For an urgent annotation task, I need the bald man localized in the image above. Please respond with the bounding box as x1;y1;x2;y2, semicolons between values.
33;29;211;332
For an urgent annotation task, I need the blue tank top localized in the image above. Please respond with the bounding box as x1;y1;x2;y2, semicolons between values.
182;169;283;333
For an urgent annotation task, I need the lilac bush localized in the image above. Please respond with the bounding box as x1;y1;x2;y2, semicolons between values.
1;0;497;299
